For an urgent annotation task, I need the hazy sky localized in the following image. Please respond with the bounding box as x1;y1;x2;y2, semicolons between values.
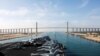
0;0;100;29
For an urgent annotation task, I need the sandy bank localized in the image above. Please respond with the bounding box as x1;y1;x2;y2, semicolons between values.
0;34;32;41
71;33;100;43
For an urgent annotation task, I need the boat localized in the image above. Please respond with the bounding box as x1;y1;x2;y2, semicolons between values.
0;36;66;56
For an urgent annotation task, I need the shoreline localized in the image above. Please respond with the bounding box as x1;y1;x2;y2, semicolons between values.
0;34;33;41
71;33;100;43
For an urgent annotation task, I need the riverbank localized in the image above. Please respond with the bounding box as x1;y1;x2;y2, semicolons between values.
71;33;100;43
0;33;33;41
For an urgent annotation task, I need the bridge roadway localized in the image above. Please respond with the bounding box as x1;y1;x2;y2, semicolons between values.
0;27;100;34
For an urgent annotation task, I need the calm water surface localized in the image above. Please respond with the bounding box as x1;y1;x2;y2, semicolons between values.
47;32;100;56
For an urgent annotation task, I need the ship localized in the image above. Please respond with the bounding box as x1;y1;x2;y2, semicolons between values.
0;36;66;56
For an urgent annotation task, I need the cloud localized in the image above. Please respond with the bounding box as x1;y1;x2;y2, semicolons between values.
0;0;72;29
79;0;90;8
88;8;100;19
0;7;29;17
76;8;100;28
32;1;71;20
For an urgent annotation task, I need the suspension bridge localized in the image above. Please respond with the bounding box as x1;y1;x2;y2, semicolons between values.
0;22;100;34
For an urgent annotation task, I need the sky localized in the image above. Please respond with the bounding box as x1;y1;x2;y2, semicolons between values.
0;0;100;29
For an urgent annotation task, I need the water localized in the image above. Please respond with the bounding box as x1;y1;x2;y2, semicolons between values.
0;32;100;56
46;32;100;56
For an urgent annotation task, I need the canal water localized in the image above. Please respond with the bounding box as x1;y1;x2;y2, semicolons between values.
46;32;100;56
0;32;100;56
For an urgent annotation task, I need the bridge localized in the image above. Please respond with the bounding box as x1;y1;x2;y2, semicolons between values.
0;22;100;34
